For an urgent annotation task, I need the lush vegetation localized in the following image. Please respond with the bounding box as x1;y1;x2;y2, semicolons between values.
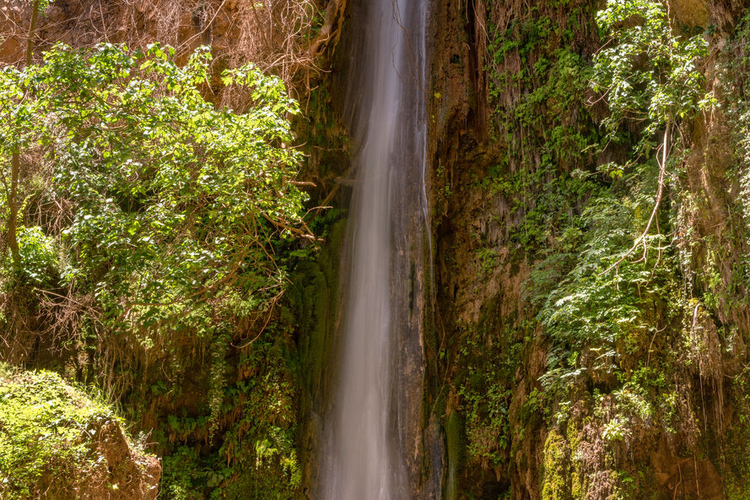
444;0;750;497
1;42;306;338
533;0;710;397
6;0;750;498
0;41;311;498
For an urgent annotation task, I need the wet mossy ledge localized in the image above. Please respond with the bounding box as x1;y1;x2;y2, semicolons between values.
0;364;160;499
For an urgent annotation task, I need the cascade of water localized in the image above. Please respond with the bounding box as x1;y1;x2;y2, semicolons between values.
320;0;430;498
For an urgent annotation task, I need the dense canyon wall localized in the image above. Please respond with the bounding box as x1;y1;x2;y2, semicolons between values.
428;0;750;498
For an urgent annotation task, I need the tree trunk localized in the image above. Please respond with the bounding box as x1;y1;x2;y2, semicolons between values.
26;0;40;67
8;151;20;266
7;0;41;265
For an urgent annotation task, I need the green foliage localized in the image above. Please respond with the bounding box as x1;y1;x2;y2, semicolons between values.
460;381;511;465
704;16;750;497
461;0;726;496
0;42;310;497
724;368;750;498
522;0;708;397
592;0;709;164
0;364;151;499
14;226;58;287
0;42;306;339
521;2;721;496
475;247;499;278
161;447;205;500
26;0;52;14
158;339;302;499
453;5;602;489
514;49;595;171
532;161;684;392
453;313;524;468
485;6;601;250
726;12;750;219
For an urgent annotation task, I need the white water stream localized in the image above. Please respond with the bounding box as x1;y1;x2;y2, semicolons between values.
320;0;429;498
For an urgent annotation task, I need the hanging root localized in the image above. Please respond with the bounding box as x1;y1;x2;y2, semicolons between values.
600;121;671;276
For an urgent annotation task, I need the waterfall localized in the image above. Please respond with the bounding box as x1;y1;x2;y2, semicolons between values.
320;0;431;498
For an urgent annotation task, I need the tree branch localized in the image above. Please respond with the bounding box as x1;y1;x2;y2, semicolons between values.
600;120;670;275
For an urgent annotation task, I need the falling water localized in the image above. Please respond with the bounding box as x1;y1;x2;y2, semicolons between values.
320;0;431;499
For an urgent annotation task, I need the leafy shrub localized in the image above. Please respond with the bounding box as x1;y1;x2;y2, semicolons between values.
593;0;709;164
0;42;310;497
15;226;58;287
1;42;307;341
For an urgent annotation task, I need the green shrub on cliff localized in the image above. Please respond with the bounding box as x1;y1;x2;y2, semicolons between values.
0;42;307;338
593;0;709;169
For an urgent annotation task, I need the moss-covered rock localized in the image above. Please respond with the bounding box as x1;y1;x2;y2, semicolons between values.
0;364;160;499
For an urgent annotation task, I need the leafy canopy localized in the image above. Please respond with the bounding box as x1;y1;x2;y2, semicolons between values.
0;42;307;340
592;0;709;166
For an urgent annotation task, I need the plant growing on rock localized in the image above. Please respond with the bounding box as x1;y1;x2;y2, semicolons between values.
0;363;160;499
592;0;710;270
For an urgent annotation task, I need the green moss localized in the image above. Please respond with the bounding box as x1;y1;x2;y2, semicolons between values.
287;217;346;402
444;410;465;500
541;430;572;500
0;364;147;499
453;302;523;471
160;447;204;500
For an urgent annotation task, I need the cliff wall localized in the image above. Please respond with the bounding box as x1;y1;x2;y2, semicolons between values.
428;0;750;497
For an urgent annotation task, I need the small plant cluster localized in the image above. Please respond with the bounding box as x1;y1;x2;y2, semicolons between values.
593;0;710;167
451;314;525;472
159;340;302;499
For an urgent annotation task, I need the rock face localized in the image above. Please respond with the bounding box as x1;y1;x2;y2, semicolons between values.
83;418;162;500
424;0;750;498
0;0;345;93
0;367;160;499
